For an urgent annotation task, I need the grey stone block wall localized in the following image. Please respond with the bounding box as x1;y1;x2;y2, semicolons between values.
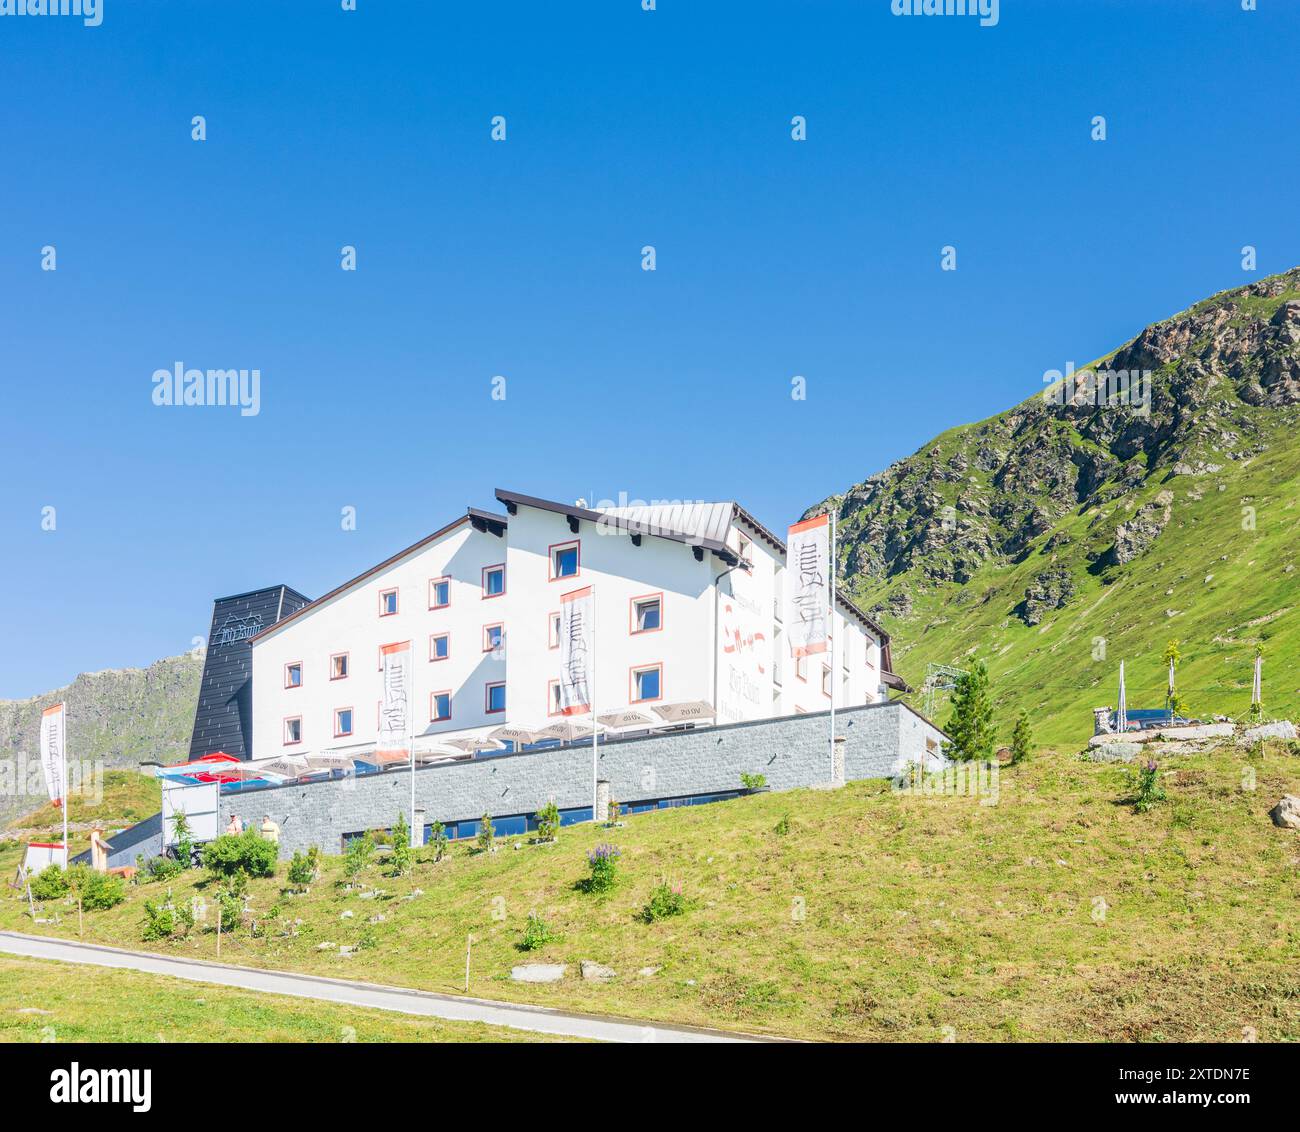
222;701;947;858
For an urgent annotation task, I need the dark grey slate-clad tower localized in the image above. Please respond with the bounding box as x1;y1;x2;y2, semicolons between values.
188;585;311;761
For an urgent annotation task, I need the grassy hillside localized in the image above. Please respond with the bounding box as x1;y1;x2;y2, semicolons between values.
0;956;568;1043
817;269;1300;745
4;742;1299;1042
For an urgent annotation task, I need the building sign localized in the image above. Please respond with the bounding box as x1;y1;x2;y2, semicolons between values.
718;588;767;724
558;586;593;715
376;641;413;755
785;515;829;657
214;613;264;647
39;702;66;806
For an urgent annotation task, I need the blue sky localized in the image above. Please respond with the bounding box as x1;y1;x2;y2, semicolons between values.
2;0;1298;698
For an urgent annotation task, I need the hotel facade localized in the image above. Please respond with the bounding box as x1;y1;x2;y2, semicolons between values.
240;490;907;762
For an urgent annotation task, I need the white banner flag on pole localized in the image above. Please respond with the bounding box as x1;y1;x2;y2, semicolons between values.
377;641;413;755
39;703;66;806
558;585;594;716
785;515;830;657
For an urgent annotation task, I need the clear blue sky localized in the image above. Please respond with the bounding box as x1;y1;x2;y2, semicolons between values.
2;0;1298;699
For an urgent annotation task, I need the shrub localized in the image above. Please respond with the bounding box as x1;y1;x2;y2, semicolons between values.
1009;712;1032;766
583;843;620;894
607;799;621;825
773;813;791;836
740;772;768;791
29;864;69;902
428;821;448;863
535;801;561;843
287;849;317;889
641;880;688;923
141;898;176;941
343;833;375;879
215;878;245;933
202;830;277;879
519;912;557;952
172;810;194;870
143;854;184;883
390;813;412;876
1132;760;1167;813
69;865;125;911
476;813;496;852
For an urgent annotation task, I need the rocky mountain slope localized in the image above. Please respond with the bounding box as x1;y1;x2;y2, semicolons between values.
814;268;1300;745
0;653;201;827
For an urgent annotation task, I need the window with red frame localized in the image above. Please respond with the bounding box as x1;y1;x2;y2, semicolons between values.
334;708;354;737
631;664;662;703
429;576;450;609
485;682;506;714
379;588;399;616
430;691;451;722
483;623;504;653
549;540;580;581
330;653;349;680
284;662;303;689
430;633;450;662
283;717;303;745
482;564;505;598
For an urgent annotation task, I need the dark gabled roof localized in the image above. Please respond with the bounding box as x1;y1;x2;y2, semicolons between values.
212;583;313;606
248;509;508;644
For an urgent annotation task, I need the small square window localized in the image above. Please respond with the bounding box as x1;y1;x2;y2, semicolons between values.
379;588;399;616
822;664;833;697
548;679;562;715
550;541;580;580
429;577;450;609
482;565;505;598
548;612;561;649
430;692;452;722
486;682;506;714
631;664;662;703
430;633;450;662
334;708;353;737
795;655;808;681
284;717;303;745
285;662;303;689
483;623;504;653
631;595;662;633
330;653;349;680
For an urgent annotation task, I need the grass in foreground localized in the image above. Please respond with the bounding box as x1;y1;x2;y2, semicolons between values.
3;743;1299;1042
0;956;570;1043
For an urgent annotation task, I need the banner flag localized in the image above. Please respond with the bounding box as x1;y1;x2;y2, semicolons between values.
377;641;413;755
558;586;594;715
39;703;66;806
785;515;830;657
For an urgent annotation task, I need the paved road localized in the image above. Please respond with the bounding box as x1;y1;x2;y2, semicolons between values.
0;931;758;1043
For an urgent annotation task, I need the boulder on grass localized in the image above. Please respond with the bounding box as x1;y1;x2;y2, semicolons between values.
1243;721;1297;745
1269;796;1300;830
580;960;616;981
510;963;567;983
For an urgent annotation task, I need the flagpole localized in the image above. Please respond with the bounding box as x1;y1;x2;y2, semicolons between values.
828;515;837;783
591;590;599;818
61;702;69;867
409;645;417;849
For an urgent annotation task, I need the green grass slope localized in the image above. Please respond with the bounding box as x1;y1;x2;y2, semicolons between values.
4;744;1298;1042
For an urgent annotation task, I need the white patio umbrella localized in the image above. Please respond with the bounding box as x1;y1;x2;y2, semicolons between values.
488;724;544;746
597;709;657;730
249;755;310;779
305;753;356;771
652;701;715;725
443;736;506;753
1117;661;1128;733
414;744;466;763
537;719;605;742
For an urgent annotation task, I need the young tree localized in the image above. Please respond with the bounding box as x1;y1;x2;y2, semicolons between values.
390;813;412;876
1009;711;1032;765
476;812;496;853
1163;639;1182;720
945;659;995;762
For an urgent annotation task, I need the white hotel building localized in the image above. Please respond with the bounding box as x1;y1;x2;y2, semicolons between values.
246;490;908;761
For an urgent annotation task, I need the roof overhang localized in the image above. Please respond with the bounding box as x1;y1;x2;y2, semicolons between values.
495;489;741;566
